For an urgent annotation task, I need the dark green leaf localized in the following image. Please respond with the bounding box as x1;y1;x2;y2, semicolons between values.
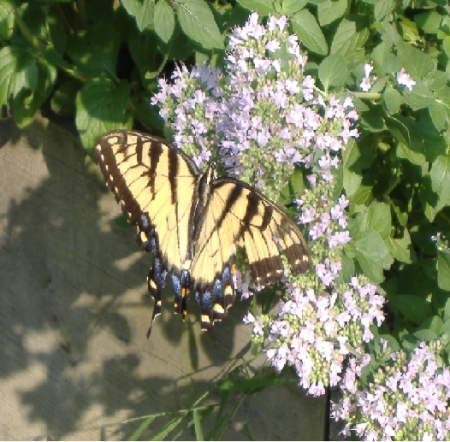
395;295;432;324
237;0;274;16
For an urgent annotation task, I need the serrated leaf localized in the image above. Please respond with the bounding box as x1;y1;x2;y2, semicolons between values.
401;80;435;111
396;41;434;80
353;230;393;284
0;46;38;105
0;0;15;39
367;202;391;238
137;0;155;32
383;86;403;115
395;295;432;324
385;237;412;264
121;0;142;17
430;155;450;213
424;71;448;91
330;19;369;57
75;77;131;153
373;0;394;21
178;0;224;50
237;0;274;16
438;251;450;291
291;9;327;56
317;0;346;26
66;24;121;78
414;11;442;35
154;0;175;43
281;0;307;15
428;100;449;132
318;54;347;91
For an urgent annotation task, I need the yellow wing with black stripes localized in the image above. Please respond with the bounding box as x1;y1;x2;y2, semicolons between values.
94;130;311;334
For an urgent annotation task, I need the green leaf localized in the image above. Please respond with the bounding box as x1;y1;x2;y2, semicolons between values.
343;168;361;197
385;235;413;264
401;80;435;111
291;9;328;56
75;77;131;153
383;86;403;115
237;0;274;16
193;409;204;441
396;41;434;80
281;0;307;15
424;71;449;91
129;416;155;441
154;0;175;43
318;54;346;91
0;46;38;105
0;0;15;39
373;0;395;21
121;0;142;17
438;251;450;291
66;24;121;78
178;0;224;50
330;19;369;57
395;295;433;325
414;11;442;35
137;0;155;31
367;202;391;238
396;142;426;166
430;155;450;213
352;230;393;284
428;100;450;132
317;0;346;26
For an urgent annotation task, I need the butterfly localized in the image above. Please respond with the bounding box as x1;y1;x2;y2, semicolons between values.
94;130;311;335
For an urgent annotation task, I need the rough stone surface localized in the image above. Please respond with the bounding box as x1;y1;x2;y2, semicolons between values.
0;115;326;440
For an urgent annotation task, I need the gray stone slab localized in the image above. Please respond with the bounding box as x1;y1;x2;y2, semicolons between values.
0;115;326;440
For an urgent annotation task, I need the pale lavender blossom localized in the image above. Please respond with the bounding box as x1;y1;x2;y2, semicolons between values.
397;67;416;91
360;63;375;92
333;341;450;440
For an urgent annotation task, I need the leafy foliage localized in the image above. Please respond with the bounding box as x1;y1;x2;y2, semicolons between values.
3;0;450;439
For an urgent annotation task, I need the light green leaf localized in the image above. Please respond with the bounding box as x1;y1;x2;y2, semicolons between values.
401;79;435;111
385;235;413;264
367;203;391;238
330;19;369;57
281;0;307;15
396;41;434;80
383;86;403;115
429;100;450;132
0;0;14;39
318;54;347;91
121;0;142;16
75;78;131;153
291;9;328;55
414;11;442;35
430;155;450;213
154;0;175;43
317;0;346;26
178;0;224;50
353;230;393;284
438;251;450;291
0;46;38;105
137;0;155;31
373;0;394;21
237;0;274;16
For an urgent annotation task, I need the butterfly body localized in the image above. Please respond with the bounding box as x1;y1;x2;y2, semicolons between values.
94;130;311;334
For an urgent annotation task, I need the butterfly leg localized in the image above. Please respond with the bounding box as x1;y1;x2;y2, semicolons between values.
171;270;192;320
146;255;168;338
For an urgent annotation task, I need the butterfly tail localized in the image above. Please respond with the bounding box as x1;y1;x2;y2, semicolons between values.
146;256;167;338
171;270;192;320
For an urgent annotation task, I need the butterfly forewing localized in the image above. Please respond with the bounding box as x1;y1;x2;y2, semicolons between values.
94;130;198;272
